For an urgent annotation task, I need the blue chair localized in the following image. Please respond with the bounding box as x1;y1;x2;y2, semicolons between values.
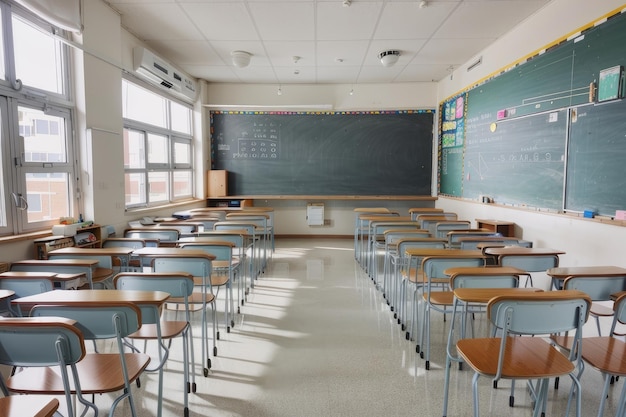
28;302;151;417
152;254;217;377
0;316;86;417
455;291;590;417
180;241;239;333
419;255;485;370
578;292;626;417
0;275;53;316
114;272;196;417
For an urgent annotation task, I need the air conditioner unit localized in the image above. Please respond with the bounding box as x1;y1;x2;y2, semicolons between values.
133;47;197;102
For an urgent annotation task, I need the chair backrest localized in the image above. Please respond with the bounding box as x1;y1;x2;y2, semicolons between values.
179;242;234;262
434;221;471;239
114;272;194;323
447;231;502;247
157;222;198;234
422;256;485;291
48;253;113;269
0;277;53;299
0;317;85;416
103;237;147;250
449;269;520;289
124;228;180;243
153;256;213;290
487;291;590;336
499;254;559;272
397;238;447;270
612;292;626;331
562;275;626;301
31;302;142;340
458;236;521;250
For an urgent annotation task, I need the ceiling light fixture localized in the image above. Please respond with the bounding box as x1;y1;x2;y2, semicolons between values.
419;1;428;9
231;50;252;68
378;50;400;67
343;0;351;7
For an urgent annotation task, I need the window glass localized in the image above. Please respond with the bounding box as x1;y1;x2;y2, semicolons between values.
148;171;168;203
12;14;63;94
25;172;70;222
123;129;145;169
147;133;168;164
20;108;66;163
173;140;191;165
122;81;167;128
122;79;194;208
173;170;192;198
171;100;192;134
125;172;146;206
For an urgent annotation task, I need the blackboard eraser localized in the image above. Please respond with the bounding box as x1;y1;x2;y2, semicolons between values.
583;210;596;218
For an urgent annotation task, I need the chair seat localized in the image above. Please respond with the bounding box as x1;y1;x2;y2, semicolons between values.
170;292;215;305
8;352;150;394
93;267;115;283
425;291;454;306
457;336;575;379
129;321;188;339
590;302;614;317
582;337;626;375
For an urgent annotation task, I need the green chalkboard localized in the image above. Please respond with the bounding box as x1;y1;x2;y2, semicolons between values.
565;99;626;216
463;110;567;209
210;111;433;196
440;10;626;211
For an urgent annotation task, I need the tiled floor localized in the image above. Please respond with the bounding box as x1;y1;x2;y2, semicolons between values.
19;238;624;416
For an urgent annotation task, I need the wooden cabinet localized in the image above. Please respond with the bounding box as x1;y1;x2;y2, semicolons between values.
34;224;102;259
475;219;515;237
207;170;228;197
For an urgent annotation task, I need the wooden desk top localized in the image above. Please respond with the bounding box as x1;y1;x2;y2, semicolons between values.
484;247;565;256
405;248;483;258
354;207;392;213
444;266;527;276
409;207;444;213
475;219;515;226
0;396;59;417
453;287;543;303
133;247;216;260
50;247;135;256
0;271;85;282
13;289;170;308
546;266;626;279
12;258;99;267
358;215;407;221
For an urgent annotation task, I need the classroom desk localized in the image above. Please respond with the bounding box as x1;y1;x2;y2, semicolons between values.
0;271;86;290
546;266;626;288
12;289;170;313
0;396;59;417
49;246;135;271
483;246;565;286
10;259;101;289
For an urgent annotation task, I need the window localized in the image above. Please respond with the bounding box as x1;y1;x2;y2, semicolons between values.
0;2;76;235
122;79;194;208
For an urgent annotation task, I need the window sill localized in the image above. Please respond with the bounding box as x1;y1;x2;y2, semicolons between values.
0;230;52;246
